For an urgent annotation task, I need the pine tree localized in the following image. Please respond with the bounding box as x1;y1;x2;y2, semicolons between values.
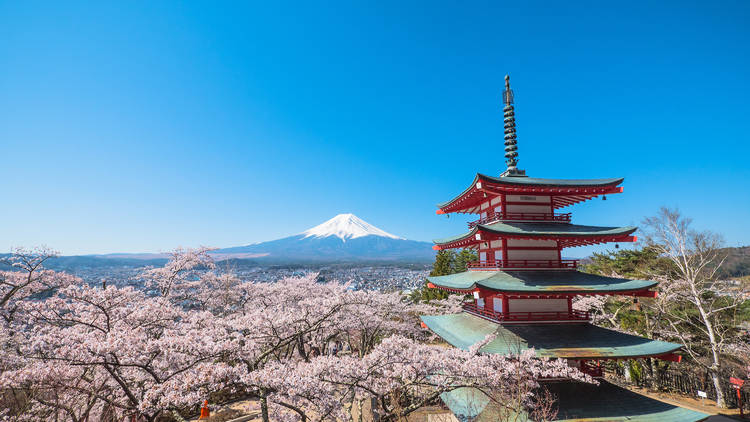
429;250;456;276
454;249;478;273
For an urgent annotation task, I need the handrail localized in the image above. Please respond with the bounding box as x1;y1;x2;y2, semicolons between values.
468;211;571;228
462;303;589;322
467;259;578;270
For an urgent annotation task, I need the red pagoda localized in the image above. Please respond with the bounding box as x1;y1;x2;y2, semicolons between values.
420;76;708;421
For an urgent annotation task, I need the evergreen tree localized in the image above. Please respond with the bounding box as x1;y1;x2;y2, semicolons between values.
454;249;478;273
412;249;476;303
429;250;456;276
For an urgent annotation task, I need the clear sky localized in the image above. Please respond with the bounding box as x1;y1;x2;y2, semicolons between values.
1;1;749;256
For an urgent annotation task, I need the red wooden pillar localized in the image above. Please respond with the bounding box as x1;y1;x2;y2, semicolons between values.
502;294;509;315
501;194;507;219
567;296;573;313
485;295;494;311
502;238;508;266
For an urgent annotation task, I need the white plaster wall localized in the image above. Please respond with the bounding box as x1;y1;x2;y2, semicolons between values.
508;298;568;313
507;249;559;261
507;239;558;247
506;204;552;214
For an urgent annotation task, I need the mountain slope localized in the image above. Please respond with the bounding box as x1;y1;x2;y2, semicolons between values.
215;214;434;262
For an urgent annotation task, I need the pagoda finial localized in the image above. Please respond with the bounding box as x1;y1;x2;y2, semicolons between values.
502;74;520;174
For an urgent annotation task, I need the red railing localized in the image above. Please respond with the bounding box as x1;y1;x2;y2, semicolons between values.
467;259;578;270
580;361;604;377
468;211;571;228
463;303;589;322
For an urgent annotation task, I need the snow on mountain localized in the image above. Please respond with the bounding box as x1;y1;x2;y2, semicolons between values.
212;213;433;262
301;213;403;241
78;214;433;264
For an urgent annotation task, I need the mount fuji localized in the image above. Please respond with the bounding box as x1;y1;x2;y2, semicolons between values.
213;214;435;263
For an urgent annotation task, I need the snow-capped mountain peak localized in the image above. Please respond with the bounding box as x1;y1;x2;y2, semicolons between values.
301;213;403;241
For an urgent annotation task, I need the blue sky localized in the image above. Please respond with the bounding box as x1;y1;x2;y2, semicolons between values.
1;1;748;256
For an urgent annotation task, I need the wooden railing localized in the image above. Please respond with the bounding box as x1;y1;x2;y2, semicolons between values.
467;259;578;270
468;211;571;228
580;361;604;377
463;303;589;322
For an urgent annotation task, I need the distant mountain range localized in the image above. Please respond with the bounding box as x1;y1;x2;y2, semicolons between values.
65;214;434;267
210;214;435;263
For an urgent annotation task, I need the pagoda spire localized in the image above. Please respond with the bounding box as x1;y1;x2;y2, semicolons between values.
502;75;521;175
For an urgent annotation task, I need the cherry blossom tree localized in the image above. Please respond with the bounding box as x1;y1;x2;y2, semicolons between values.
248;335;592;422
4;284;230;421
0;247;79;324
642;207;741;408
2;248;594;422
138;246;216;298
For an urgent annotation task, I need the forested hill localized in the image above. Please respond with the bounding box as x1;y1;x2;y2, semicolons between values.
579;245;750;279
718;245;750;278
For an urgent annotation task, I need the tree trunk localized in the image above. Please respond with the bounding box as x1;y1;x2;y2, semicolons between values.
710;370;726;408
694;293;726;408
260;389;270;422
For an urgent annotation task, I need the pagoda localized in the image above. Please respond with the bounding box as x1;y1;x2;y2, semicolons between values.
420;76;709;421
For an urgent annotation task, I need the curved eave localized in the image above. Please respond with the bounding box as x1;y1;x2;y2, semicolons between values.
436;174;625;214
420;313;682;360
477;173;624;188
433;223;637;249
479;222;637;238
436;175;482;213
426;270;658;294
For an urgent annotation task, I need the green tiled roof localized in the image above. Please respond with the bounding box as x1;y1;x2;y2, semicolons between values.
427;270;657;293
433;222;637;245
439;387;495;421
437;174;623;208
420;313;682;359
439;381;708;422
478;173;624;188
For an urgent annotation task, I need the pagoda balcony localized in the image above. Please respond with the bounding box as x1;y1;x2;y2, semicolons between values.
462;303;590;323
466;259;578;271
468;211;571;228
580;361;604;378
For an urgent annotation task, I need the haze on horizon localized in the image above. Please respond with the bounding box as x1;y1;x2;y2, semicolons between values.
1;1;749;257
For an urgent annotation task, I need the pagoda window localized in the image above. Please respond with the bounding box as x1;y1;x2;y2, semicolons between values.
493;296;503;313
